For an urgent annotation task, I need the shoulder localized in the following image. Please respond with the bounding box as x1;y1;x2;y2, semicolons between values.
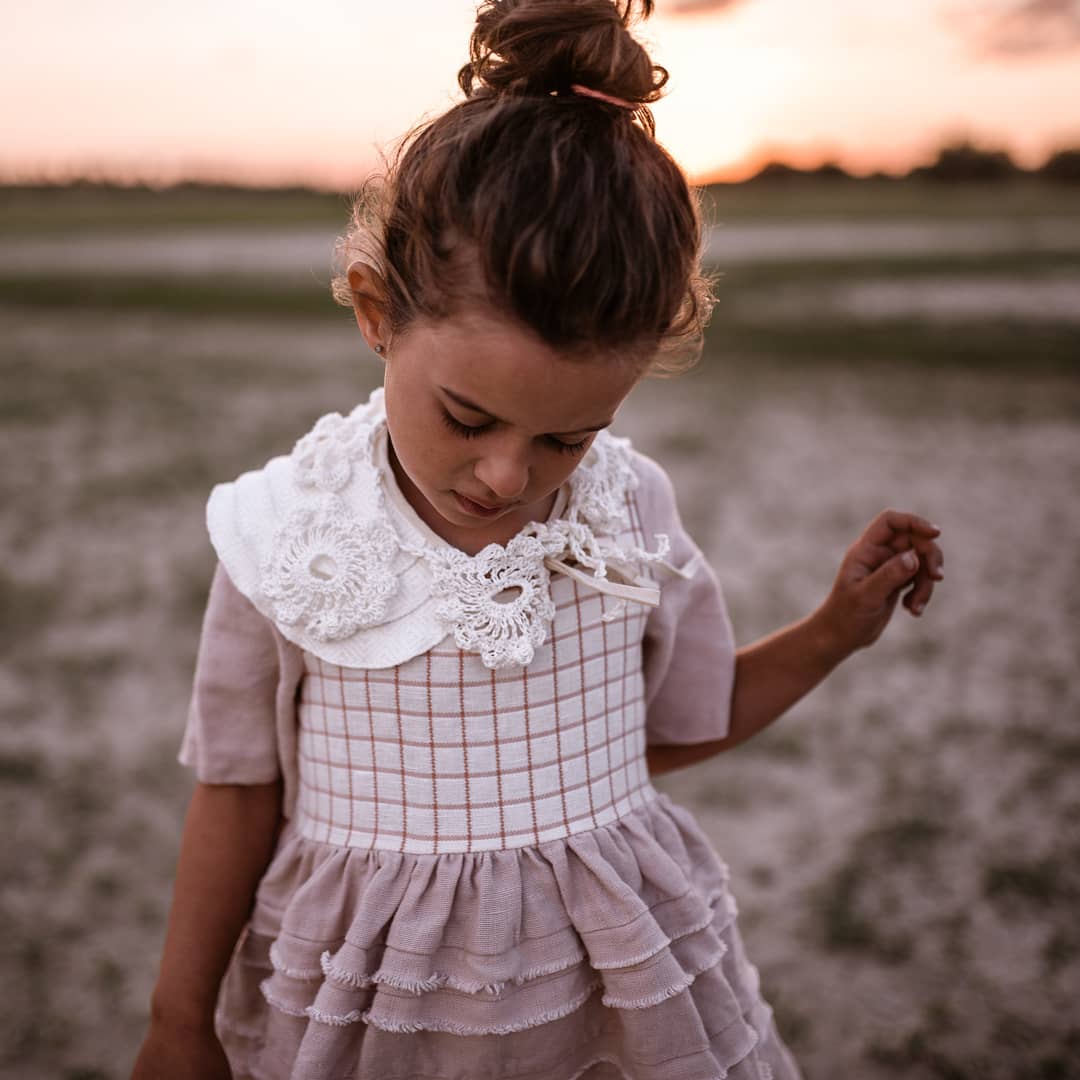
201;389;451;668
621;444;706;580
204;388;393;622
624;445;682;534
205;449;293;604
626;446;676;500
568;429;677;521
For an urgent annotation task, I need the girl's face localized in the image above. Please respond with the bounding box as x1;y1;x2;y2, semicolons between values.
378;312;645;555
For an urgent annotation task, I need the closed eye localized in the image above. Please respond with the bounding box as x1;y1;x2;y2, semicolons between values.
440;408;489;440
439;408;591;456
553;435;591;456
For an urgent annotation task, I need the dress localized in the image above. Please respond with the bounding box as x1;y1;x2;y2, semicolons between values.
178;388;804;1080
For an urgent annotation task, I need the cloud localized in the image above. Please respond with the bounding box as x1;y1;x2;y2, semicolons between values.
948;0;1080;56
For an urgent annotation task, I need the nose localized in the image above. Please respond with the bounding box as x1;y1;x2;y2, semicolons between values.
473;441;530;501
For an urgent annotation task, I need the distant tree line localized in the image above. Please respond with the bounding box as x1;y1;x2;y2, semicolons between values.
739;141;1080;185
3;140;1079;195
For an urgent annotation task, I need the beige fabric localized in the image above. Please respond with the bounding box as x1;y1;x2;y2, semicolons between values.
175;428;806;1078
213;796;804;1079
180;561;305;816
180;447;737;819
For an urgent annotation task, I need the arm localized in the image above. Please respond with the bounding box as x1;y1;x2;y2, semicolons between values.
647;509;944;775
132;780;283;1078
647;613;842;773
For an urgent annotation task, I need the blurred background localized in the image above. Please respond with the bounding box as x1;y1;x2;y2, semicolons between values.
1;1;1078;1077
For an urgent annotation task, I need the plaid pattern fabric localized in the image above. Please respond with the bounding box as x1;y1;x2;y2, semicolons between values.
295;575;655;854
294;495;661;854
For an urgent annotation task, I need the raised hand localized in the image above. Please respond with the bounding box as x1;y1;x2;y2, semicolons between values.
817;508;944;657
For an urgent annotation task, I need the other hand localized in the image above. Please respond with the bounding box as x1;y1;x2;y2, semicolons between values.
815;508;944;657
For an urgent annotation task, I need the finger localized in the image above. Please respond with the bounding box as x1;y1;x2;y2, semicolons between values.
886;534;945;581
863;509;941;548
912;538;945;581
888;531;913;553
845;541;897;578
903;567;936;615
865;548;920;608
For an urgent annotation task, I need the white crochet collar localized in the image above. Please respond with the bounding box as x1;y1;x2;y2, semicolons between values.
208;387;673;670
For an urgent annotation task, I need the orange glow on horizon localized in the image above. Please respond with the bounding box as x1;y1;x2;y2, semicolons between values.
1;0;1078;190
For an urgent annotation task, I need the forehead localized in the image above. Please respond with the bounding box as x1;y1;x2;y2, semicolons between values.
410;313;645;431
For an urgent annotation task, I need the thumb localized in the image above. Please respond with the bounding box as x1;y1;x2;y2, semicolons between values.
864;549;918;606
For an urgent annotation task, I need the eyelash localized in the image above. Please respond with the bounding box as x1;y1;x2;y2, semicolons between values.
439;409;591;456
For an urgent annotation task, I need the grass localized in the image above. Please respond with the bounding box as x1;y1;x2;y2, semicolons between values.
10;295;1042;373
2;182;1079;1078
815;862;879;952
811;812;951;962
700;177;1080;223
0;183;352;233
2;178;1077;234
865;817;949;862
0;751;45;784
3;182;1076;382
73;454;222;510
0;273;339;319
867;1028;974;1079
982;859;1071;909
3;268;1075;375
0;573;63;651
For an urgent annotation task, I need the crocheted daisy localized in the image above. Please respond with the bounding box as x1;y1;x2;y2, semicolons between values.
261;498;399;640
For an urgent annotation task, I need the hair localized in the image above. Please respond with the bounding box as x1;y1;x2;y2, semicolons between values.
330;0;715;375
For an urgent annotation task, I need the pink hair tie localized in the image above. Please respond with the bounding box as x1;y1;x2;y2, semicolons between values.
570;84;636;110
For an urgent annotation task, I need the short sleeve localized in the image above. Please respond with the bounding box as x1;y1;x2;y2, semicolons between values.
633;453;736;746
178;561;284;784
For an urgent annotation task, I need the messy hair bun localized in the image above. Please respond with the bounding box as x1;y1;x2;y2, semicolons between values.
460;0;667;133
332;0;714;374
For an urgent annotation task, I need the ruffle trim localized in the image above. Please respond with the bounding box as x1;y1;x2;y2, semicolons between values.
260;892;732;1025
227;792;778;1077
302;892;728;998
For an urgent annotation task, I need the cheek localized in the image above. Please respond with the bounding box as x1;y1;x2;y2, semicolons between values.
540;452;585;493
400;415;469;485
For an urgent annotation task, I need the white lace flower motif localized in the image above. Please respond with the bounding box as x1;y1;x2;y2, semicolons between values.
292;412;372;493
430;535;557;669
261;498;399;641
568;434;637;534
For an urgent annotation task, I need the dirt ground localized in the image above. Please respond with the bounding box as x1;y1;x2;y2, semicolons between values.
1;302;1078;1079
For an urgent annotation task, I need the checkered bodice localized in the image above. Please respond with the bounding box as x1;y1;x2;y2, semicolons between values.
294;572;657;854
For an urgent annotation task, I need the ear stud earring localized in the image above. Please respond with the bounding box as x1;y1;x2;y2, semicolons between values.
374;344;384;355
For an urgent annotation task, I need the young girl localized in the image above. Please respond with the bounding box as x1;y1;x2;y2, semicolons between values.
134;2;943;1078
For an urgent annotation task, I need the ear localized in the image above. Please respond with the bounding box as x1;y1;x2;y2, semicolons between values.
346;261;391;356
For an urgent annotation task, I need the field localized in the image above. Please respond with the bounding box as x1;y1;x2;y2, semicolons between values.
1;180;1078;1079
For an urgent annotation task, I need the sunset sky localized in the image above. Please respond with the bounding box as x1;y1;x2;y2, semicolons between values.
5;0;1080;188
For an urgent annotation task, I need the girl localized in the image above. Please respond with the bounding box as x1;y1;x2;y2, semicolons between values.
134;1;944;1078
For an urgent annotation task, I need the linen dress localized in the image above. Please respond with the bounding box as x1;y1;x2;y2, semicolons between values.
178;388;804;1080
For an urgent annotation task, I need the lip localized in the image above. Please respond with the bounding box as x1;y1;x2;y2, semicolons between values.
453;491;511;517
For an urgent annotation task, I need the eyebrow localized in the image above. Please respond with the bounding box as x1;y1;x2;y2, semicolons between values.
439;386;614;435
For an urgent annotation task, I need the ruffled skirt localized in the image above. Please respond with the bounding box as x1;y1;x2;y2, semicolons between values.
214;791;803;1080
